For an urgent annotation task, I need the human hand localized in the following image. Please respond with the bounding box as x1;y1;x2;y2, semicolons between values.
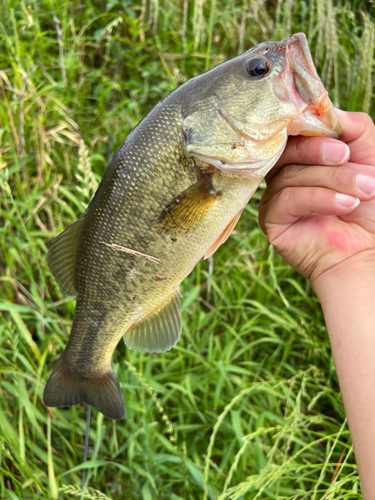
260;111;375;499
259;111;375;286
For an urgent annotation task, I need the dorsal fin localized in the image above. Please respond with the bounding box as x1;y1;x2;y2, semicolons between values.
47;216;85;295
204;209;243;259
123;291;182;353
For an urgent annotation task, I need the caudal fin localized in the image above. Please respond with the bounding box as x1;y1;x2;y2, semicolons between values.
43;360;125;420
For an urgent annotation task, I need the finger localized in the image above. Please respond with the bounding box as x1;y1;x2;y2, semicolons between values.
335;110;375;166
268;136;350;183
261;163;375;206
259;186;359;237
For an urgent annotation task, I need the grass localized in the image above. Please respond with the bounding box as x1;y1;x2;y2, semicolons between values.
0;0;374;498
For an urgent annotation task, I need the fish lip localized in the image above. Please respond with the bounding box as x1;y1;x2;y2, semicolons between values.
283;34;321;84
288;33;318;76
259;32;312;58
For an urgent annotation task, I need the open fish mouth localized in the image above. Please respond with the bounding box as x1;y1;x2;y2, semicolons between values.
275;33;342;138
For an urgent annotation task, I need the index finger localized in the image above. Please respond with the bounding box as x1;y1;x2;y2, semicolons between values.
267;109;375;184
267;135;350;183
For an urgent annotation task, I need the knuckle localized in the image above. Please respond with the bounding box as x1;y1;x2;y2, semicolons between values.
331;165;346;183
276;186;293;205
351;112;375;135
308;186;320;199
347;169;359;189
293;137;310;157
360;112;374;128
333;165;356;189
281;164;300;180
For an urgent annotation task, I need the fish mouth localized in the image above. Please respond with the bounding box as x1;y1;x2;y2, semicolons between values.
283;33;317;77
279;32;342;138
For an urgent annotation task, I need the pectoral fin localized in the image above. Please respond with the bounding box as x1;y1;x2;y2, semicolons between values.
123;291;182;353
47;216;85;295
156;175;220;236
204;209;244;259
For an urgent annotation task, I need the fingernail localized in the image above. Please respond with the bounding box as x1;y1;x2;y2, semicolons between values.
356;174;375;195
321;142;350;164
335;193;360;208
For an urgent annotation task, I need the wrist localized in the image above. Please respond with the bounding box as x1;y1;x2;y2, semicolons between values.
312;250;375;306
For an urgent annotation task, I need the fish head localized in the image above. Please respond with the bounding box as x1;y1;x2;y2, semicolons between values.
182;32;341;178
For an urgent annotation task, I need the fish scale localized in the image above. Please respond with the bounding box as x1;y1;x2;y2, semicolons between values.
44;33;341;419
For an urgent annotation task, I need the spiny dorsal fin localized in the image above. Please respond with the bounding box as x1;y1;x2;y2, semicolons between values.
155;176;220;237
124;290;182;353
204;208;244;259
47;216;85;295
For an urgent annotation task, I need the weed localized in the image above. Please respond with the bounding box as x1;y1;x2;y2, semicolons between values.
0;0;373;498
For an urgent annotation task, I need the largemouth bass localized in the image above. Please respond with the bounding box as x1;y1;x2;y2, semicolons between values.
44;33;341;419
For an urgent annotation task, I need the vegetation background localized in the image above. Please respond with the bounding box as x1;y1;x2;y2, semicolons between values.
1;0;375;498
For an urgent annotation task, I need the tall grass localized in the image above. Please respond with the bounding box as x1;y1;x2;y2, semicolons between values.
0;0;374;498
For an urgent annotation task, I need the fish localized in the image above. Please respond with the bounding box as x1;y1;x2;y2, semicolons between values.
43;33;341;420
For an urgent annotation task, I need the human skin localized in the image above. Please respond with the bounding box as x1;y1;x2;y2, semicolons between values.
259;111;375;498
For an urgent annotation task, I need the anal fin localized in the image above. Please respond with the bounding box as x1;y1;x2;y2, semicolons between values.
204;209;244;259
124;291;182;353
47;215;85;295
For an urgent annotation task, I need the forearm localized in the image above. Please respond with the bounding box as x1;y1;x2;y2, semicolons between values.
313;254;375;498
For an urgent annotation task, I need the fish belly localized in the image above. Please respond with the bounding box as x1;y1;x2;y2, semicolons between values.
65;170;259;369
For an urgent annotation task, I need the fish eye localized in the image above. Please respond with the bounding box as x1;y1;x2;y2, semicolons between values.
245;57;269;78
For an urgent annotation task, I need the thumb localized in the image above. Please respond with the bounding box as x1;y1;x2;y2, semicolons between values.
336;110;375;166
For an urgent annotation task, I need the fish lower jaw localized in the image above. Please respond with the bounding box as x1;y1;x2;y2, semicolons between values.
287;97;341;138
287;112;340;138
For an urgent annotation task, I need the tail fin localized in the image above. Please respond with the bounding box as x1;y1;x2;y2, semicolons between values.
43;360;125;420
